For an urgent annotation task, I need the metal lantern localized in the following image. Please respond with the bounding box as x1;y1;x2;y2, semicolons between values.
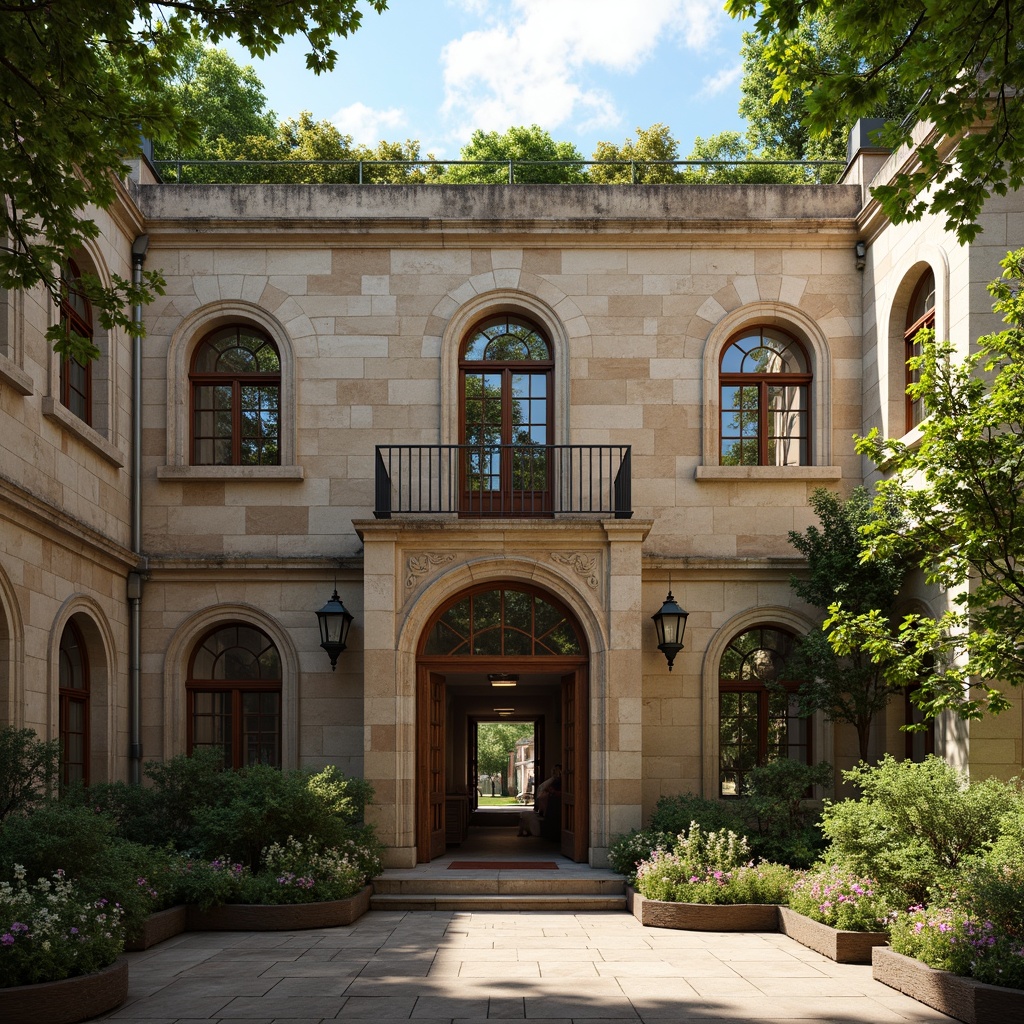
652;589;689;671
316;588;354;670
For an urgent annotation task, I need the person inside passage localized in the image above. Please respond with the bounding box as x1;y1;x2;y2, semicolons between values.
516;764;561;837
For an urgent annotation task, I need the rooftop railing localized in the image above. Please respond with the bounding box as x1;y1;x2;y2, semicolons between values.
152;157;846;186
374;444;632;520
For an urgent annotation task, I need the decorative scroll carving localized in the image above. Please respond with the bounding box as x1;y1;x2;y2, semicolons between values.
405;552;456;590
550;551;599;590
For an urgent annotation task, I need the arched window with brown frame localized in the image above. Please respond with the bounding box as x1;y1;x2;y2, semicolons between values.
190;326;281;466
187;624;282;769
459;315;553;515
720;327;811;466
59;619;90;786
905;269;935;433
718;626;810;797
59;259;93;425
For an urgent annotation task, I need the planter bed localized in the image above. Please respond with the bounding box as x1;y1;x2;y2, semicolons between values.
125;904;188;951
873;947;1024;1024
778;906;888;964
0;957;128;1024
626;886;778;932
186;885;372;931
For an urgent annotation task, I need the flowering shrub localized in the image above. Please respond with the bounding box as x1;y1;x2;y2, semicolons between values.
634;824;793;905
787;864;891;932
0;866;124;987
890;906;1024;989
238;836;369;905
608;829;674;882
172;856;246;910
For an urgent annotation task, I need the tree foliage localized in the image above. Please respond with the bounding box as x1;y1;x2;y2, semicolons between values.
476;722;533;793
1;1;388;359
827;249;1024;720
786;488;908;760
727;0;1024;242
441;125;586;184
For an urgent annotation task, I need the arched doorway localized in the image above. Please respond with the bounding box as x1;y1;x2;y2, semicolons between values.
416;582;589;863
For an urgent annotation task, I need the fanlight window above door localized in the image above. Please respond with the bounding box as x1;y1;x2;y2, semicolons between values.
423;586;582;656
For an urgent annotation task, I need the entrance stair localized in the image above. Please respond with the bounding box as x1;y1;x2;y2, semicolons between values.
370;826;627;912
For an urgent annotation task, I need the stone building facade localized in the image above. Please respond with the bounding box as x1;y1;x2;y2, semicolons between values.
1;128;1021;868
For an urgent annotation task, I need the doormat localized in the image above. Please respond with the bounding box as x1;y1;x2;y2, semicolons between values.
447;861;559;870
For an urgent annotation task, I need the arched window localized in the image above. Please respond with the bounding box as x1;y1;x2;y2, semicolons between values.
59;620;90;786
423;585;582;656
187;624;282;768
459;316;553;515
905;269;935;433
718;626;809;797
59;259;92;425
190;327;281;466
719;328;811;466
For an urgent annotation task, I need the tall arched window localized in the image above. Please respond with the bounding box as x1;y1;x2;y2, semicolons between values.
59;620;90;786
187;624;282;768
59;259;93;425
905;269;935;433
718;626;809;797
720;328;811;466
190;327;281;466
459;316;553;515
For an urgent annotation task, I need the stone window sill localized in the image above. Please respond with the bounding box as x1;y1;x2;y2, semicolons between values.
42;397;125;467
695;465;842;481
0;354;32;395
157;464;304;481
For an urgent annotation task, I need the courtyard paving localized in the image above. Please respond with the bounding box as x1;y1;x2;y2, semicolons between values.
97;907;956;1023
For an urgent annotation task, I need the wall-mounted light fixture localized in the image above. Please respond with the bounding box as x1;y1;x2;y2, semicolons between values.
316;588;354;670
652;589;689;671
855;240;867;271
488;672;519;687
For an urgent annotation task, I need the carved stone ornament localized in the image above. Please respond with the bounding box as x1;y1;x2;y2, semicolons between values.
405;552;456;590
550;551;599;589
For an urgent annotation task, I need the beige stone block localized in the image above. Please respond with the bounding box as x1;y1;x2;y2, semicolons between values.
390;250;472;275
245;505;310;535
361;274;389;295
562;250;627;274
588;357;650;379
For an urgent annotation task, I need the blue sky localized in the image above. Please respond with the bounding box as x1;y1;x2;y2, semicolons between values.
224;0;751;159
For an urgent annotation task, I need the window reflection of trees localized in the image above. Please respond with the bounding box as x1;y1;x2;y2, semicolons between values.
720;329;810;466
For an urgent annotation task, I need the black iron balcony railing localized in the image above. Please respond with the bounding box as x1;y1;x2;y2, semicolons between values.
374;444;632;519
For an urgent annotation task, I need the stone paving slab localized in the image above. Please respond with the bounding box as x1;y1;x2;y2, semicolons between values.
94;909;957;1024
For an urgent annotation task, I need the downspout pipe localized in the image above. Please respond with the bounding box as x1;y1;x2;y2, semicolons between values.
129;233;148;785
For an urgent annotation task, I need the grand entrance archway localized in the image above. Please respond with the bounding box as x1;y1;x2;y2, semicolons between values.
416;582;589;863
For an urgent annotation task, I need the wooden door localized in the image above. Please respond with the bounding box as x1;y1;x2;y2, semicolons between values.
416;669;446;862
560;668;589;862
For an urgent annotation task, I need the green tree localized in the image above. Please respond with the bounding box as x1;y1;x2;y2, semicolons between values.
476;722;533;795
1;1;388;362
678;131;813;184
590;124;680;183
827;249;1024;721
153;40;278;162
727;0;1024;242
441;126;585;184
786;488;908;761
737;18;913;168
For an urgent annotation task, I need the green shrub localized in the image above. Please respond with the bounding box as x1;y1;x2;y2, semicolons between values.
634;826;793;904
0;867;124;986
237;836;372;904
820;755;1019;905
172;856;246;910
647;792;746;836
0;727;59;822
608;828;674;880
744;759;832;868
787;864;891;931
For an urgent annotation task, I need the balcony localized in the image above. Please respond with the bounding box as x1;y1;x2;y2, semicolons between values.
374;445;632;519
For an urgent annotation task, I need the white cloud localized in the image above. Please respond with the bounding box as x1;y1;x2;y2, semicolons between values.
700;63;743;98
440;0;728;141
330;102;406;144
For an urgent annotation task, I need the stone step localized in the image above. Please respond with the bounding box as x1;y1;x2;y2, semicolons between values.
373;876;625;896
370;892;628;912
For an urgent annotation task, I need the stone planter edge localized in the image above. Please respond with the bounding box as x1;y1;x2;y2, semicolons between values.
872;946;1024;1024
125;904;188;951
777;905;888;964
625;885;779;932
186;884;372;931
0;957;128;1024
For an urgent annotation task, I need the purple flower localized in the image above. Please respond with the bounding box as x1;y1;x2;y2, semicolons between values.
1;934;14;946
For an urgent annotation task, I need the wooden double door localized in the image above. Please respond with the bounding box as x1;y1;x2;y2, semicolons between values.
416;666;589;863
